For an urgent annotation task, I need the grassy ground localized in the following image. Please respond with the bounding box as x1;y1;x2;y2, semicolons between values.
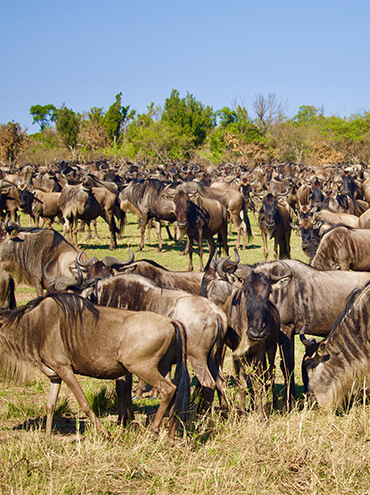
1;212;370;494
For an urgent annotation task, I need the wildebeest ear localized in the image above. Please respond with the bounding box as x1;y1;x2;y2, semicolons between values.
226;272;244;288
290;222;299;231
270;275;291;290
316;341;329;361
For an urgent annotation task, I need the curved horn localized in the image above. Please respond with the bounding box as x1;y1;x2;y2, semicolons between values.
299;324;317;347
102;248;135;268
76;251;97;271
216;256;231;277
276;186;289;197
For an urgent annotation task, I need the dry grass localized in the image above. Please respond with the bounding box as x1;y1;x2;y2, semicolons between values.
1;212;370;494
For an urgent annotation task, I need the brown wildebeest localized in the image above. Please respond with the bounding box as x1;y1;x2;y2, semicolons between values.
258;193;293;261
200;256;282;415
0;221;84;296
0;292;190;437
170;190;229;271
311;225;370;271
75;273;229;412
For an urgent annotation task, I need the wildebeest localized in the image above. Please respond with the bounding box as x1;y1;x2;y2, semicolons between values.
118;179;177;251
311;225;370;271
301;281;370;409
0;292;190;437
200;256;281;414
94;252;205;295
218;258;370;402
250;259;370;401
258;193;292;261
78;273;229;411
59;182;119;250
0;221;82;296
171;190;229;271
18;186;63;228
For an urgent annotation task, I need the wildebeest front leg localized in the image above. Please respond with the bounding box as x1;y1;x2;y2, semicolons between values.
46;377;62;435
153;220;163;251
261;231;269;261
279;325;296;407
116;374;134;426
139;211;149;251
58;367;110;438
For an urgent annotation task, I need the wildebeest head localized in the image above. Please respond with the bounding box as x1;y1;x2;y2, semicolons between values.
243;271;273;341
173;191;195;233
261;193;279;230
300;324;328;399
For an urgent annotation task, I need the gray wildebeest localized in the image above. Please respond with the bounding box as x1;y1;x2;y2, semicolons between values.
0;292;190;437
200;256;282;415
311;225;370;271
300;281;370;410
249;259;370;402
258;193;293;261
0;221;83;296
72;272;229;412
170;189;229;271
118;179;177;251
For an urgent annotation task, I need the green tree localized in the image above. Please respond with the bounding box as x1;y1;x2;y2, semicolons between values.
211;105;262;162
55;105;80;154
103;93;132;144
0;121;28;168
30;104;57;132
293;105;323;125
162;89;215;149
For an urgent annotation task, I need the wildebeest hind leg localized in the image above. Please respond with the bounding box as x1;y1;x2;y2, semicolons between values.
116;374;134;426
46;377;62;435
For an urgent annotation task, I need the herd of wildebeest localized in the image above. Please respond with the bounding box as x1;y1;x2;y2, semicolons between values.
1;158;370;437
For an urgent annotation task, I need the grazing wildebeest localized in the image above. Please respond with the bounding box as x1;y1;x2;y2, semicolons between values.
258;193;293;261
0;221;82;296
76;273;229;411
118;179;177;251
311;225;370;271
301;281;370;409
200;256;282;414
171;190;229;271
0;292;190;437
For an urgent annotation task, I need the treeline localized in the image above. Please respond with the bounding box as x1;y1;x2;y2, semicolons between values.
1;90;370;168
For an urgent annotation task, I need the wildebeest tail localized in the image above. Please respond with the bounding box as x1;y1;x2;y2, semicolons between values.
7;276;16;310
115;196;126;234
242;197;253;240
172;321;190;425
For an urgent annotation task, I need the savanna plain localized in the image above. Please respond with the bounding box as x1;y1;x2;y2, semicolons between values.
1;213;370;495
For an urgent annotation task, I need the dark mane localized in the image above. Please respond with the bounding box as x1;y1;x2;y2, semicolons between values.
130;179;165;204
328;280;370;341
0;292;99;326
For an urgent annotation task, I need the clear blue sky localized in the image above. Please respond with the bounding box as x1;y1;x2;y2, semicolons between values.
1;0;369;132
